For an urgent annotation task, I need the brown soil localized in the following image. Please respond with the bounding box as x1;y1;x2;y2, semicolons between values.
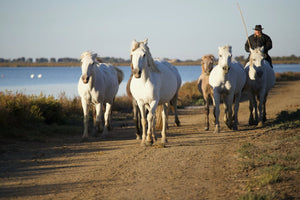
1;81;300;200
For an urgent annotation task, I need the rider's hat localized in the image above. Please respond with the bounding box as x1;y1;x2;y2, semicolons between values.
254;25;263;31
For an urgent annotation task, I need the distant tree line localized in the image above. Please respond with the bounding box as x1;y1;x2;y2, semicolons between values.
0;55;299;66
234;55;300;64
0;57;131;63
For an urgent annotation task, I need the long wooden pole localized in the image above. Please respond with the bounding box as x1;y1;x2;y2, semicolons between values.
237;3;251;49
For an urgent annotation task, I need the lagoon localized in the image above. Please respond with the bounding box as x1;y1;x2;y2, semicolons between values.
0;64;300;98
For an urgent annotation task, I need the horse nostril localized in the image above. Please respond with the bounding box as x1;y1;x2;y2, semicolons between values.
133;69;141;78
257;71;263;78
82;75;89;84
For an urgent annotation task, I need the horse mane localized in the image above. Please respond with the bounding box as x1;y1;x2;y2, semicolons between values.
201;54;215;74
217;45;233;65
201;54;214;63
249;47;265;67
130;40;160;73
220;45;232;53
113;66;124;84
80;51;97;63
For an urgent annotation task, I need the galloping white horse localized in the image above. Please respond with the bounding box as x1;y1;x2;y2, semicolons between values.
244;47;275;127
130;39;181;146
78;51;124;139
209;45;246;133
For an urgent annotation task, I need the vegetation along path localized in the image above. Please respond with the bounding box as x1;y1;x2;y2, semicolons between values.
1;80;299;199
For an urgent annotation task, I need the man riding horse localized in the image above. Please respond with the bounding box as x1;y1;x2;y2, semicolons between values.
245;25;273;68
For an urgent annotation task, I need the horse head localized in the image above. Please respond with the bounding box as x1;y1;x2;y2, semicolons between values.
130;39;160;79
130;39;147;78
80;51;97;84
201;54;215;75
250;47;265;78
218;45;232;74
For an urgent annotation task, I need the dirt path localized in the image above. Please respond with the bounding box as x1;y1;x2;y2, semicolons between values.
1;81;300;199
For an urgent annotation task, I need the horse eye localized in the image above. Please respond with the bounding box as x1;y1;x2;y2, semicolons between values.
143;54;146;57
219;55;222;57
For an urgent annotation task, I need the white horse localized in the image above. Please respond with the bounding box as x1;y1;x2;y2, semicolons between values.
78;51;124;139
244;47;275;127
129;39;181;146
209;45;246;133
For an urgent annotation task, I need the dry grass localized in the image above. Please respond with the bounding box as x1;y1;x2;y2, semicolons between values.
237;109;300;199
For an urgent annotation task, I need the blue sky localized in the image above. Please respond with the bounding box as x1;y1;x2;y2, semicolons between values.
0;0;299;60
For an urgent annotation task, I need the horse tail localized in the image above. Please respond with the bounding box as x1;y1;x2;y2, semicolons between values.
114;67;124;85
126;74;133;101
155;105;164;131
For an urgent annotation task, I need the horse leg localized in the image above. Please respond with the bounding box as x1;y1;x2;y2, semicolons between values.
161;104;168;145
254;95;259;124
133;100;142;140
204;98;209;131
146;101;158;146
211;93;216;125
257;90;266;127
171;93;180;126
103;103;112;136
94;103;103;137
262;93;268;122
233;93;241;130
213;90;220;133
81;98;89;139
223;97;228;125
224;95;234;129
248;91;255;125
137;102;147;146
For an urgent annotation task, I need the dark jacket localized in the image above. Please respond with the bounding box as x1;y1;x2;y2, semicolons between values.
245;33;272;54
245;33;273;67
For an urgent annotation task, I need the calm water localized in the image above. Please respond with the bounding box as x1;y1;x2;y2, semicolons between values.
0;64;299;98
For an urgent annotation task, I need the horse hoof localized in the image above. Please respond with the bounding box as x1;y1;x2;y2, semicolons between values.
226;124;233;129
136;135;141;140
233;125;238;131
161;138;168;144
257;121;263;128
101;133;109;139
175;120;180;127
107;125;113;131
204;127;209;131
214;124;220;133
81;137;89;142
158;143;166;148
263;117;267;122
146;140;153;146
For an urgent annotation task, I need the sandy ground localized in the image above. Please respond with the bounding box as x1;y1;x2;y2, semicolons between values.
1;81;299;200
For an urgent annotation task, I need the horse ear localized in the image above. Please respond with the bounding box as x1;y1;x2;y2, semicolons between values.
250;48;254;53
131;40;139;52
92;53;97;60
260;46;264;52
143;38;148;46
